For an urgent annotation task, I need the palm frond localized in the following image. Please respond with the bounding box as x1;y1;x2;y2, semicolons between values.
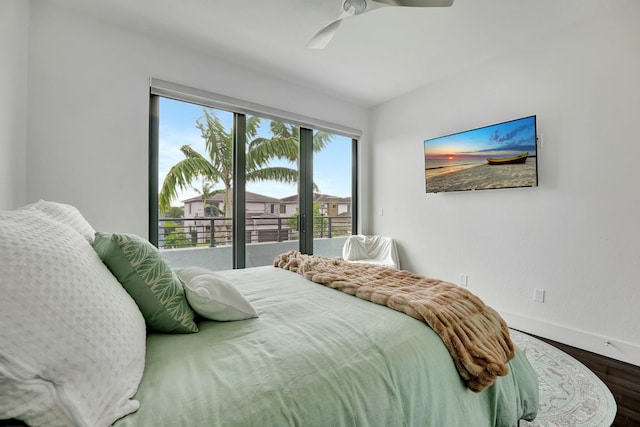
246;115;262;140
246;166;299;184
196;109;232;164
247;137;299;168
313;131;333;152
180;145;207;159
269;121;297;139
158;154;220;212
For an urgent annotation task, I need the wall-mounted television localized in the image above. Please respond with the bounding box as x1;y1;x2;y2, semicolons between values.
424;115;538;193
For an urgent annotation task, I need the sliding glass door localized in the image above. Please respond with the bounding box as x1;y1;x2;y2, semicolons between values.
243;114;300;267
150;91;357;271
312;131;354;257
154;97;235;270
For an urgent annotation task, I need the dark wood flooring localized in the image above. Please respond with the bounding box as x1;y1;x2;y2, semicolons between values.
531;333;640;426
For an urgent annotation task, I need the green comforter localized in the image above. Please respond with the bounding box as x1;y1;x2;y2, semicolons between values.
114;266;538;427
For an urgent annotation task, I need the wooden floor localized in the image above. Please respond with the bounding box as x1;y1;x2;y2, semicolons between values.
533;334;640;426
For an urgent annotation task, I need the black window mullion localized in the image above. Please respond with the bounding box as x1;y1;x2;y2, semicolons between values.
351;138;358;235
148;94;160;246
233;113;247;268
299;128;314;254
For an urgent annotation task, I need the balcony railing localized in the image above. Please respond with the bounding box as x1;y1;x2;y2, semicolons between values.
159;216;351;249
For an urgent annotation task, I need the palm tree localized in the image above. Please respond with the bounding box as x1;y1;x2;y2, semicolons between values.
193;179;223;217
159;108;333;216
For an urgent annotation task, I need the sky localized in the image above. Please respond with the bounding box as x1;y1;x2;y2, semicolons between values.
424;115;537;160
158;97;352;206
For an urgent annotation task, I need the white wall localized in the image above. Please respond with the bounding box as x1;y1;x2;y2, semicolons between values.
369;1;640;365
26;1;369;236
0;0;29;209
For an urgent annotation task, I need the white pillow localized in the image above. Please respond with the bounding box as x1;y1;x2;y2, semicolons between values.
18;199;96;243
0;209;146;427
174;267;258;321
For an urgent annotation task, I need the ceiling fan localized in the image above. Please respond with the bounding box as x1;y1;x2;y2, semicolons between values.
307;0;454;49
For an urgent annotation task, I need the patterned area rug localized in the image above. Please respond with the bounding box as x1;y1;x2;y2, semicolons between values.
511;330;617;427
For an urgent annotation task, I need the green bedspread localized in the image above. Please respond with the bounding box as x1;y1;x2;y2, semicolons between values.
114;266;538;427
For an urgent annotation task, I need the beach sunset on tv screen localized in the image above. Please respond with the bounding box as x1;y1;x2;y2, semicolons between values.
424;115;538;193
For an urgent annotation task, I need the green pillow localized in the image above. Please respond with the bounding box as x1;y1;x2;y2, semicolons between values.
93;232;198;333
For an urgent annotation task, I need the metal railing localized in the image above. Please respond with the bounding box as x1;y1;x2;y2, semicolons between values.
158;216;351;249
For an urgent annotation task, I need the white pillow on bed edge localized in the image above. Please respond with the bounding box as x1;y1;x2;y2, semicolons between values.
0;208;146;427
174;267;258;321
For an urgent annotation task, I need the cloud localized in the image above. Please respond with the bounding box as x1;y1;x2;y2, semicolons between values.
489;124;530;144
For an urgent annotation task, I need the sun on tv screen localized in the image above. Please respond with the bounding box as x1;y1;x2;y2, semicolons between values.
424;115;538;193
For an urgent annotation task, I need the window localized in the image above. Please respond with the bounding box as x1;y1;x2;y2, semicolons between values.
149;80;359;270
312;131;354;255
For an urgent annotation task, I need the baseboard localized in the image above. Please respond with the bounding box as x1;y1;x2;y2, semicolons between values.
500;311;640;367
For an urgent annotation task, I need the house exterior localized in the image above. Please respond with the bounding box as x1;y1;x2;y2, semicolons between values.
279;193;352;218
177;191;351;245
182;191;283;219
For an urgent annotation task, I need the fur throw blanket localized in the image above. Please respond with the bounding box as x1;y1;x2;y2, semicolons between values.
274;251;515;392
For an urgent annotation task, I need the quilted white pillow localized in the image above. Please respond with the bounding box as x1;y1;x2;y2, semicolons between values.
0;209;146;427
18;199;96;243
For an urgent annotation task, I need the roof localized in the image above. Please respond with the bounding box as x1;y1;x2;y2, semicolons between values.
183;190;281;204
280;192;352;204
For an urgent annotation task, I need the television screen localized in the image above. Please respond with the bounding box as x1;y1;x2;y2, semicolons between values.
424;115;538;193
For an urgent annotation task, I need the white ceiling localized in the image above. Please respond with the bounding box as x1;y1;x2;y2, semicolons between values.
42;0;618;107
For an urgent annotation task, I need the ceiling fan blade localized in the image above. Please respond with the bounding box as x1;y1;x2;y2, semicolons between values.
308;1;379;49
307;18;344;49
307;0;452;49
371;0;453;7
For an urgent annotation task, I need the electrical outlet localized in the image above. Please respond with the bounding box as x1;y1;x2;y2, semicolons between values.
459;274;468;287
533;288;545;303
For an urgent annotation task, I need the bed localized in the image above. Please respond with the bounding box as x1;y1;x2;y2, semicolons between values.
0;201;539;427
115;265;538;427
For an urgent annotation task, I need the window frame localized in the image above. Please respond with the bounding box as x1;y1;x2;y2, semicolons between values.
149;81;360;266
